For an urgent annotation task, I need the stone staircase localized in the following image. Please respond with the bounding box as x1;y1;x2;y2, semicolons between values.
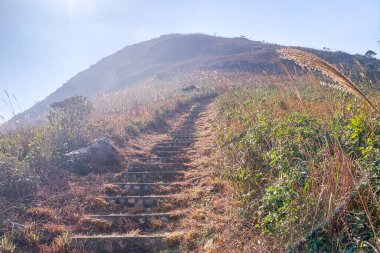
71;102;207;253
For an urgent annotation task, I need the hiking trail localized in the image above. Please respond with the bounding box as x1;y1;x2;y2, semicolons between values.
71;98;213;252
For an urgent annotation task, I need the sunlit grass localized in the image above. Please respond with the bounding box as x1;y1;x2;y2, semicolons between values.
213;73;380;251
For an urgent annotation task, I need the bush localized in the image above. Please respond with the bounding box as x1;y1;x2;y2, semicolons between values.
47;96;93;154
0;162;38;198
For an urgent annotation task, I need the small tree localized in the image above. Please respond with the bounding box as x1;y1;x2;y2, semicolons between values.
48;95;93;153
364;50;377;58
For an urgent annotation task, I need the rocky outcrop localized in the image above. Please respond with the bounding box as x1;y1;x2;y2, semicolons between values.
65;138;121;175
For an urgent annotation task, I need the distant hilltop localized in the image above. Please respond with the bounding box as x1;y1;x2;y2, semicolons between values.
13;33;380;122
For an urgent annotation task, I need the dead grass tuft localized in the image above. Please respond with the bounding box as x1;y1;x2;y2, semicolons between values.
27;207;57;221
42;223;67;237
76;217;112;232
150;218;164;229
85;197;110;212
164;231;184;248
102;184;121;195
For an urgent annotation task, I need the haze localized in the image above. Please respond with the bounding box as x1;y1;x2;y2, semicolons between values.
0;0;379;119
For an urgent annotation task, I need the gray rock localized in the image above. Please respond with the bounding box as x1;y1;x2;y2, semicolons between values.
181;85;199;93
65;137;120;174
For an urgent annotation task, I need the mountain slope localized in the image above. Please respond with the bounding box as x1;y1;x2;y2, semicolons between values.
16;33;380;121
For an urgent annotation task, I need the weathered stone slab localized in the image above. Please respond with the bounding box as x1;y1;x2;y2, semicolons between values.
120;171;183;183
111;182;183;195
103;195;172;208
71;235;165;253
128;163;186;172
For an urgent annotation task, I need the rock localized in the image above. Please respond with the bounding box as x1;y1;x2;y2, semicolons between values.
65;137;120;175
103;240;113;253
181;85;200;93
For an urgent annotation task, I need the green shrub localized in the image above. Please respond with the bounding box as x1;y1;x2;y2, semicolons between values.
47;95;93;154
0;162;38;198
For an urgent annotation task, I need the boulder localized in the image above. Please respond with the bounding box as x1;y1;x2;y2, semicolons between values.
65;137;120;175
181;85;199;93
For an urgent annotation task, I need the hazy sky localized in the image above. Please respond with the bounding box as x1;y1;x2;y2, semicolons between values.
0;0;379;118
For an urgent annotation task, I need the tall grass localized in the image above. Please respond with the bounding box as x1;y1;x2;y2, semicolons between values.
214;70;380;252
277;48;379;113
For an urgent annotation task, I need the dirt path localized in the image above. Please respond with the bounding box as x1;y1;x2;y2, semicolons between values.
70;97;215;252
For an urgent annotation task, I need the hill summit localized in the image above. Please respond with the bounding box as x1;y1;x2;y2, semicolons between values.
16;34;380;121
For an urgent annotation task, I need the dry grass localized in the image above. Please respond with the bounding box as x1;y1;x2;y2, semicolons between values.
126;229;142;236
102;184;121;196
76;217;112;233
164;231;184;248
42;224;67;237
277;48;379;113
150;218;165;229
0;234;16;253
210;71;380;251
26;207;57;221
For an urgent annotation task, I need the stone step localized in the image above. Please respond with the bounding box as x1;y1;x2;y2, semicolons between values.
151;146;186;151
170;134;195;137
103;195;173;208
167;139;194;144
84;212;180;232
165;141;193;145
163;139;193;143
177;124;196;127
158;141;192;146
128;163;186;172
137;157;176;163
173;132;194;136
168;134;193;138
182;122;196;125
99;196;185;215
119;171;184;183
137;157;188;163
109;182;183;195
71;234;166;253
170;135;198;141
174;128;195;132
150;150;181;157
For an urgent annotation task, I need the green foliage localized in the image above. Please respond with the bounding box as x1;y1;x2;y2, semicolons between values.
364;50;376;58
47;95;93;153
0;96;93;200
0;162;38;198
215;83;380;251
0;129;39;198
23;128;51;169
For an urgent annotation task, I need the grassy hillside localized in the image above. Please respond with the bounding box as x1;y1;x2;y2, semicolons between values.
211;75;380;251
14;34;380;123
0;49;379;252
